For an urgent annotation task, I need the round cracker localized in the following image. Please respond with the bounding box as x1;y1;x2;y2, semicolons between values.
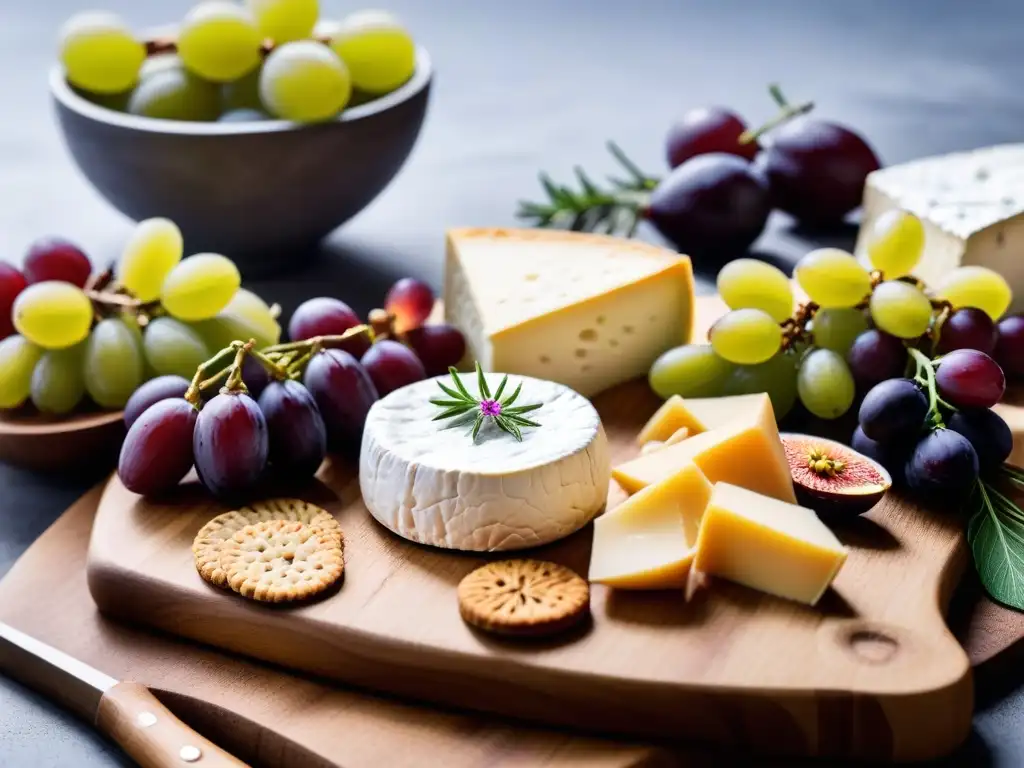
457;560;590;637
193;498;341;588
219;519;344;603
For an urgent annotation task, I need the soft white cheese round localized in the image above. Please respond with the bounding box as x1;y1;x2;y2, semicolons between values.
359;373;610;551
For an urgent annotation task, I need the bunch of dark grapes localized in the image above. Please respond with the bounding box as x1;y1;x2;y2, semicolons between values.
117;277;466;500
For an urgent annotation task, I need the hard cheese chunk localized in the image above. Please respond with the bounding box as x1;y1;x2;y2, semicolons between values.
589;462;712;589
694;483;847;605
637;393;771;444
445;228;695;397
614;393;797;504
853;144;1024;313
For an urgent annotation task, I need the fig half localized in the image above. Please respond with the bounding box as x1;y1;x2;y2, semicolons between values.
781;433;892;517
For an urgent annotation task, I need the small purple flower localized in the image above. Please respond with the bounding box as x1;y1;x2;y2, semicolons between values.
479;399;502;417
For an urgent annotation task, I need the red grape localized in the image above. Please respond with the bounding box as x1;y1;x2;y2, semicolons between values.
905;429;979;503
936;308;997;355
645;154;770;257
0;263;27;339
240;355;271;399
666;107;758;168
303;349;378;451
847;330;907;389
756;119;880;226
935;348;1006;408
124;375;190;429
362;339;426;396
288;297;360;341
947;409;1013;471
23;238;92;287
385;278;435;333
193;391;269;499
404;324;467;377
118;398;197;496
258;379;326;480
995;314;1024;380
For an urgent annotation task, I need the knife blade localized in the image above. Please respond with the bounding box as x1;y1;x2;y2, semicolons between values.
0;621;248;768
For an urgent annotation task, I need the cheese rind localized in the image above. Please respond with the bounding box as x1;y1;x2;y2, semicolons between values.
693;483;847;605
853;144;1024;313
359;373;610;551
445;228;695;397
613;394;797;504
589;463;711;589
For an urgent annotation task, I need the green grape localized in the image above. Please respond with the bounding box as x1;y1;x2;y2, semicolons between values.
119;218;184;303
716;258;793;323
247;0;319;44
128;65;221;122
794;248;872;308
31;345;86;415
260;41;351;122
143;317;211;378
178;1;262;83
722;351;799;419
328;11;416;95
811;308;869;355
59;12;145;94
869;281;933;339
797;349;855;420
12;281;93;350
866;210;924;278
933;266;1012;320
222;289;281;346
709;309;781;365
0;336;43;409
649;344;734;400
84;318;144;409
160;253;241;322
222;67;263;112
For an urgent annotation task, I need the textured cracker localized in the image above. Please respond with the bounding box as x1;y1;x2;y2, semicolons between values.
457;560;590;637
219;520;344;603
193;498;341;588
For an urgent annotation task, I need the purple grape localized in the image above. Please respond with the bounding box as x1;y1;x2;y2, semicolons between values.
385;278;435;333
935;349;1005;409
644;153;771;258
995;314;1024;380
403;324;467;377
288;297;361;341
847;330;907;389
241;355;271;398
303;349;378;451
361;339;426;396
118;398;197;496
946;409;1013;472
124;375;190;429
937;308;997;355
857;378;928;444
258;380;327;480
193;391;268;499
23;238;92;287
851;425;908;485
665;107;758;168
905;429;979;503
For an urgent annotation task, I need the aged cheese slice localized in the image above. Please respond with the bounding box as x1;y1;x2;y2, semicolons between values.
637;393;771;445
444;228;695;397
693;483;848;605
853;144;1024;313
613;394;796;503
589;462;712;589
359;373;610;551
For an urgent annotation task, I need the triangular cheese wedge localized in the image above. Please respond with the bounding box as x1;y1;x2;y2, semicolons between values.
589;462;712;589
445;228;694;397
613;393;797;504
637;393;768;444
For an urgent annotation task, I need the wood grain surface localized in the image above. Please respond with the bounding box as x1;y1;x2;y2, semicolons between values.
0;408;124;472
87;366;976;763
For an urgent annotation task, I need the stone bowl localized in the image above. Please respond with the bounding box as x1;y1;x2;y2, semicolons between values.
49;47;432;276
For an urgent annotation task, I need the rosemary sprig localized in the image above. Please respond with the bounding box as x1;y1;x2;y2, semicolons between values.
430;362;542;443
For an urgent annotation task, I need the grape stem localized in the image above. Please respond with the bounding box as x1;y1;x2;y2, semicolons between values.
738;84;815;145
908;346;956;430
185;342;248;407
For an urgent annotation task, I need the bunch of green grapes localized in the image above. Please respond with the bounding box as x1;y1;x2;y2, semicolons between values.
58;3;418;125
0;218;280;415
649;210;1014;421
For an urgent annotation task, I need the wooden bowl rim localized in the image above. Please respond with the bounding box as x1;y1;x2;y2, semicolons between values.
0;408;123;437
49;44;433;137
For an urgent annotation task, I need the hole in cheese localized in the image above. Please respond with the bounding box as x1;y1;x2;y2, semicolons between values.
538;355;551;364
574;349;587;359
623;325;635;334
579;328;598;342
596;315;607;325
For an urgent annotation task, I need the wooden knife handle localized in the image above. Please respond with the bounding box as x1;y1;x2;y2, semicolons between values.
96;681;249;768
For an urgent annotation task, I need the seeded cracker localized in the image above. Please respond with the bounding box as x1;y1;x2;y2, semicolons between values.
193;498;341;588
457;560;590;637
219;519;344;603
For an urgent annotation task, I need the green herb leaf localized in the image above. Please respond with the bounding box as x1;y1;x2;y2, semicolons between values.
436;381;470;402
493;374;509;402
447;367;474;400
430;398;471;408
501;382;523;407
430;362;542;444
476;361;491;399
969;480;1024;611
503;403;543;415
505;414;541;428
471;413;485;441
432;404;476;421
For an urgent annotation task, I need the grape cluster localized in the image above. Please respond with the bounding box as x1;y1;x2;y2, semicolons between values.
649;210;1019;423
118;277;467;500
0;218;280;414
59;3;416;124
